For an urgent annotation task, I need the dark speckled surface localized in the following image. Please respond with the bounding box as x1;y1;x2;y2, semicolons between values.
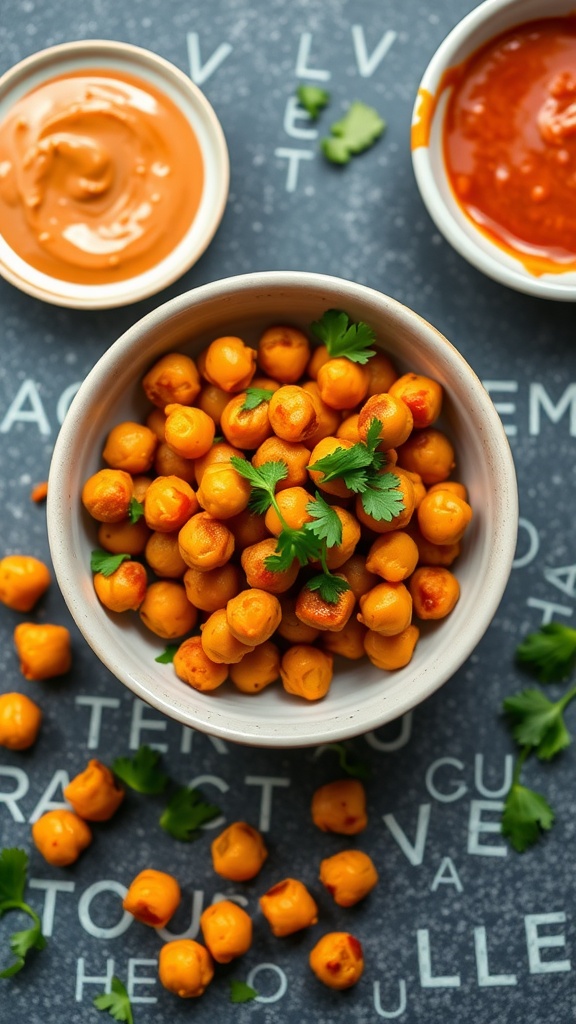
0;1;575;1022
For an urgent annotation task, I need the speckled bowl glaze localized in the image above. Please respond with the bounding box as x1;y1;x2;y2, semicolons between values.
47;271;518;747
0;40;229;309
411;0;576;300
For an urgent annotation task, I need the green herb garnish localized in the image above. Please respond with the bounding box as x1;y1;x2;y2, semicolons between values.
296;84;330;119
155;644;179;665
128;497;145;524
90;550;131;577
111;745;169;795
0;849;46;978
160;787;220;842
321;101;385;164
516;623;576;682
311;309;376;364
241;387;276;411
93;976;134;1024
230;979;258;1003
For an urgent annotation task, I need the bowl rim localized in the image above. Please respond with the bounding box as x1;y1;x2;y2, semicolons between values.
411;0;576;301
0;39;230;309
47;270;519;747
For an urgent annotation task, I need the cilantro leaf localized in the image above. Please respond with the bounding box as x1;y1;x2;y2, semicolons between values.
314;742;372;781
90;550;131;577
241;387;276;411
160;787;220;842
321;101;385;164
364;416;385;456
305;493;343;548
0;849;46;978
10;925;46;960
230;979;258;1004
296;84;330;119
501;781;554;852
155;644;179;664
128;497;145;524
94;976;134;1024
306;572;352;605
265;527;321;572
360;472;405;522
230;456;288;514
503;688;575;760
0;849;27;905
310;309;376;364
516;623;576;683
308;442;374;492
111;746;169;795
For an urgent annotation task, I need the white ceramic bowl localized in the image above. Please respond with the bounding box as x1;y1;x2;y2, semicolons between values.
412;0;576;300
47;271;518;747
0;41;229;309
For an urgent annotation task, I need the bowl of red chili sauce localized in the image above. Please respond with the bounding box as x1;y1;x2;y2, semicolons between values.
411;0;576;300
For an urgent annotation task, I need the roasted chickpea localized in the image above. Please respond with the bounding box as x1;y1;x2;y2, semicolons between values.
317;357;369;410
201;608;254;664
142;352;201;408
197;383;230;426
194;441;244;486
183;563;242;612
276;596;320;644
64;759;124;821
123;869;181;927
257;325;310;383
98;518;151;556
200;900;253;963
388;372;443;428
178;512;235;571
94;560;148;612
366;349;398;395
403;468;426;508
355;467;415;534
295;582;356;633
259;878;318;937
357;393;414;449
158;940;214;999
428;479;468;501
146;407;167;441
319;850;379;906
226;588;282;646
308;436;354;498
307;344;330;379
280;645;333;700
143;475;199;533
253;436;310;491
309;932;364;990
311;779;367;835
264;486;314;535
220;393;273;450
357;581;412;635
211;821;268;881
268;385;319;443
82;469;133;523
241;538;299;593
0;692;42;750
32;809;92;866
230;641;280;693
145;531;187;578
139;581;197;639
364;624;420;670
322;617;367;660
338;554;380;600
397;428;455;485
102;421;157;474
226;507;270;549
365;531;419;582
153;441;197;484
164;403;215;460
0;555;51;612
173;636;228;691
14;623;72;680
203;336;257;393
336;413;361;442
30;480;48;503
196;462;251;519
132;475;152;503
409;566;460;619
417;489;473;545
301;380;342;448
408;523;461;566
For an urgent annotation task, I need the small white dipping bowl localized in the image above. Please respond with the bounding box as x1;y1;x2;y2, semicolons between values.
47;272;518;747
412;0;576;300
0;40;229;309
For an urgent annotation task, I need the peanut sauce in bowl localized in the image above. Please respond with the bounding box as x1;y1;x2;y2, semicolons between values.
0;41;229;308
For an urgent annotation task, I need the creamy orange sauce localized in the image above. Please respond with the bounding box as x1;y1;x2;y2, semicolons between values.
0;69;204;284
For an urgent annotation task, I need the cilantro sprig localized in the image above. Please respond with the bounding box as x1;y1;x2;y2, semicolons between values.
128;497;145;524
311;309;376;364
160;787;221;842
516;623;576;683
111;746;169;795
321;100;385;164
94;975;134;1024
241;387;276;411
155;644;179;665
313;743;372;782
296;84;330;120
90;550;131;577
230;979;258;1003
0;849;46;978
501;748;555;853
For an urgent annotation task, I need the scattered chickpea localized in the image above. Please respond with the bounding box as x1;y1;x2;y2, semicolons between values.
259;878;318;937
32;809;92;866
309;932;364;990
14;623;72;680
0;692;42;750
211;821;268;881
319;849;379;906
64;759;124;821
158;939;214;998
200;900;253;963
30;480;48;503
123;868;181;928
0;554;51;612
311;779;368;835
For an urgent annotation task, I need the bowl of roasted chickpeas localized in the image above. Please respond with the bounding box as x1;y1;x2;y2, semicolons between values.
47;271;518;746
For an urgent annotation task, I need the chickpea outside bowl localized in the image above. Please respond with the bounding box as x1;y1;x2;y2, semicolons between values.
47;272;518;748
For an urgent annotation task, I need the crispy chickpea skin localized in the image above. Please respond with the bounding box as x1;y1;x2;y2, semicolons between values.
366;349;398;395
417;489;473;545
98;519;150;556
211;822;268;881
93;560;148;612
336;413;361;442
139;581;197;639
276;596;320;644
220;393;273;450
338;554;380;599
317;357;369;410
164;404;215;460
309;932;364;990
408;523;461;567
409;566;460;619
154;441;197;484
203;336;257;393
178;512;235;571
201;608;254;664
388;372;443;428
253;436;310;490
295;583;356;633
32;809;92;866
158;939;214;999
194;441;244;486
257;325;311;383
81;469;133;523
428;479;468;501
64;759;124;821
311;779;368;835
280;645;333;700
268;385;319;442
226;588;282;646
241;538;299;594
145;531;187;578
358;393;414;449
301;380;342;448
0;555;51;612
144;475;199;533
14;623;72;680
142;352;201;408
364;624;420;670
357;581;413;635
259;878;318;937
322;618;367;660
319;850;379;907
200;900;253;963
365;531;419;582
196;461;252;519
398;428;456;485
102;421;157;474
230;640;280;693
197;383;230;426
183;563;242;612
0;692;42;750
123;869;181;927
173;636;228;692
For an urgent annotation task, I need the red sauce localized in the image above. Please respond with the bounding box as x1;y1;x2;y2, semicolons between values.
442;16;576;276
